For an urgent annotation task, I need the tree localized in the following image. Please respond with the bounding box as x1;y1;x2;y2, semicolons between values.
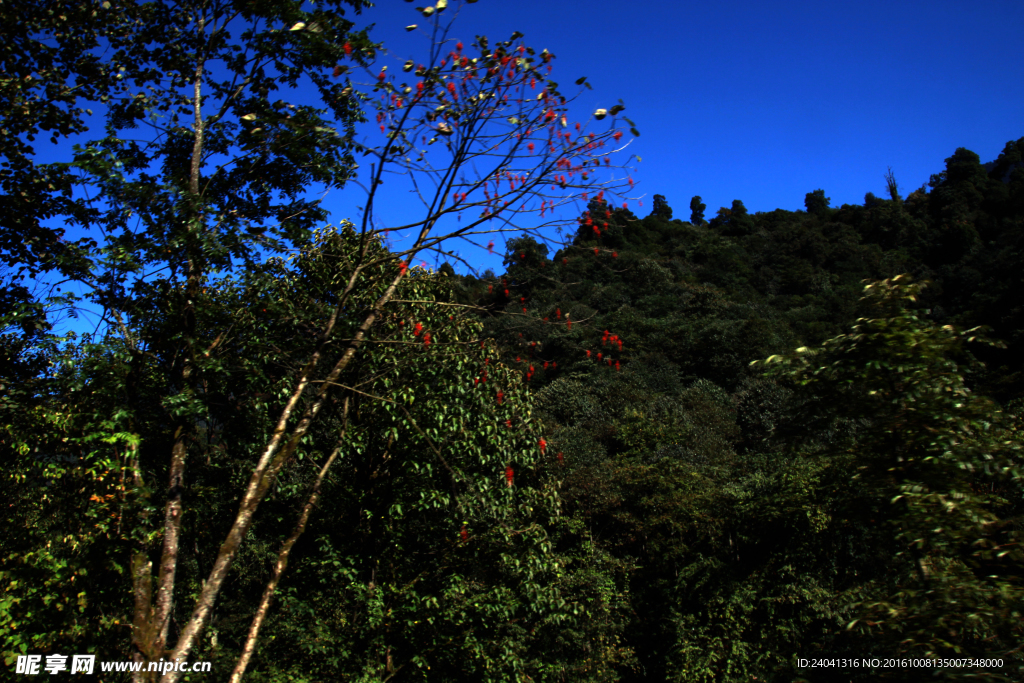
689;195;706;225
652;194;672;220
752;275;1024;680
2;0;638;679
884;166;902;204
804;188;830;216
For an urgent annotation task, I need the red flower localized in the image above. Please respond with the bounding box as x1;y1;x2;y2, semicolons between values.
557;452;564;465
456;41;464;51
543;361;549;369
618;340;623;351
613;251;618;258
332;65;343;78
553;361;558;368
497;391;504;404
556;308;561;319
414;322;423;336
593;248;599;255
615;360;621;371
522;307;527;313
461;525;468;542
488;284;493;293
378;71;386;82
567;319;572;330
423;332;432;346
539;438;547;454
344;42;353;56
504;288;509;296
447;82;456;94
521;297;526;302
597;352;603;362
586;350;592;358
529;365;534;374
613;131;623;142
528;142;535;152
399;260;409;275
516;356;521;362
506;419;512;428
506;466;514;487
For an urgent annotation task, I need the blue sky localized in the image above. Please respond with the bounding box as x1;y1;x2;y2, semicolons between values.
327;0;1024;274
23;0;1024;339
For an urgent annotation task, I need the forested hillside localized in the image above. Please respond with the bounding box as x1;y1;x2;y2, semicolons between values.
1;0;1021;679
426;138;1024;682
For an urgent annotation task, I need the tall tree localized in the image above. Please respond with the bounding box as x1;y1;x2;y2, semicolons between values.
804;188;830;216
1;0;638;679
652;193;672;220
689;195;706;225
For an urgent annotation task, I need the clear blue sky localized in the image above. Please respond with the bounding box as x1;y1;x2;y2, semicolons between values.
25;0;1024;340
360;0;1020;220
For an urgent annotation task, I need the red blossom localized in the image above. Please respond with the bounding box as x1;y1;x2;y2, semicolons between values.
597;352;603;362
344;42;352;56
593;247;599;255
557;452;564;465
423;332;432;347
506;419;512;428
539;438;547;454
506;466;514;487
497;391;504;404
586;350;592;358
461;525;468;542
613;251;618;258
613;131;623;142
399;261;409;275
487;240;495;254
414;322;423;336
456;41;463;51
528;142;535;152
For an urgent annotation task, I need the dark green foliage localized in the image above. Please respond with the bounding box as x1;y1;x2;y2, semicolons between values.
444;136;1024;682
804;188;831;216
689;195;706;225
652;194;673;220
6;35;1024;679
